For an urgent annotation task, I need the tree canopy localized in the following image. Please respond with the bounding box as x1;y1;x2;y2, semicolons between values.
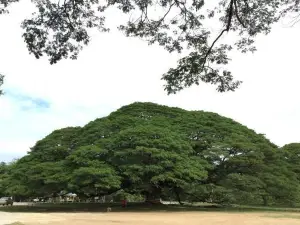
2;102;300;206
1;0;299;93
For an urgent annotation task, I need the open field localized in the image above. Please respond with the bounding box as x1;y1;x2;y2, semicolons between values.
2;203;300;225
2;211;300;225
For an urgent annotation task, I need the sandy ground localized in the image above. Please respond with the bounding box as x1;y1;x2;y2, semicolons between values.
1;211;300;225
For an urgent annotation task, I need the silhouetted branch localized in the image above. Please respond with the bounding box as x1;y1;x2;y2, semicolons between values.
202;0;234;68
234;0;246;28
63;0;75;30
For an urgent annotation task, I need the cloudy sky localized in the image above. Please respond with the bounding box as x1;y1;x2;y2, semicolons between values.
1;1;300;162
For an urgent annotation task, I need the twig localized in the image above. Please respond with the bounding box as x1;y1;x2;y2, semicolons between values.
234;0;246;28
63;0;75;30
201;0;234;68
159;1;176;24
243;0;249;11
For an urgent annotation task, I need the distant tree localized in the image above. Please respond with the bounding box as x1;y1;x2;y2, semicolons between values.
0;162;8;196
1;0;299;93
0;160;33;199
0;74;3;96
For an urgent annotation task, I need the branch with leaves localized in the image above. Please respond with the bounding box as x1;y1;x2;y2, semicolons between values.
1;0;299;94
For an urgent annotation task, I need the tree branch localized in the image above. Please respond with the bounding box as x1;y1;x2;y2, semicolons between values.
242;0;249;11
233;0;246;28
63;0;75;30
157;1;176;26
201;0;234;68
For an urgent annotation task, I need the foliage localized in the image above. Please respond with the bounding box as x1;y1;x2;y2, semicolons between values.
0;74;3;96
0;161;32;198
108;125;209;199
0;162;8;196
281;143;300;179
66;145;121;196
1;0;299;93
29;127;81;162
3;102;300;206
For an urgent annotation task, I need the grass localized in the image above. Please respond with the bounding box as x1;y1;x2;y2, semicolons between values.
4;223;25;225
1;202;300;213
262;214;300;219
0;202;210;213
231;204;300;212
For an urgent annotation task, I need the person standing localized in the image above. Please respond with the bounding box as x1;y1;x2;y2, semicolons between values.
121;199;127;208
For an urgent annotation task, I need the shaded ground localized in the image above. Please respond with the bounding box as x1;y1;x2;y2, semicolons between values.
2;202;300;213
2;211;300;225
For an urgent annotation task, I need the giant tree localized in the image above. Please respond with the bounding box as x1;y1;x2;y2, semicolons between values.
6;102;300;206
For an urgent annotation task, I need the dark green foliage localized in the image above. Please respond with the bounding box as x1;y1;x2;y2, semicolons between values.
0;162;8;196
2;102;300;206
1;0;299;93
109;125;209;199
29;127;81;161
66;145;121;196
0;160;33;198
281;143;300;179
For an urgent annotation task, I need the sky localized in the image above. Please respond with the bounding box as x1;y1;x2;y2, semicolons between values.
1;1;300;162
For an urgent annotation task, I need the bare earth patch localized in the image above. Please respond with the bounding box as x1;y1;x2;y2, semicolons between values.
2;212;300;225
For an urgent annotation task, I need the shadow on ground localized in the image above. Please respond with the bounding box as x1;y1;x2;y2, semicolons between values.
1;203;300;213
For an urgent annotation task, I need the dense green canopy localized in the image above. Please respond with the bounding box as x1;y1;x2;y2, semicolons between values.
1;102;300;206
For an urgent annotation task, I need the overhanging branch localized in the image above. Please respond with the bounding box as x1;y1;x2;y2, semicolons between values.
202;0;234;68
233;0;246;28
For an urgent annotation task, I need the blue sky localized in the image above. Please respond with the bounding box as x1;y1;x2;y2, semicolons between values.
1;1;300;162
5;91;50;111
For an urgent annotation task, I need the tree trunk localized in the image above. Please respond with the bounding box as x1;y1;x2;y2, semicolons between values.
144;187;162;205
262;195;268;206
174;188;183;205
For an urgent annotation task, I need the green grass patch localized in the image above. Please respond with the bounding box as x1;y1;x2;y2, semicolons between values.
1;202;300;213
0;202;225;213
262;213;300;219
4;222;25;225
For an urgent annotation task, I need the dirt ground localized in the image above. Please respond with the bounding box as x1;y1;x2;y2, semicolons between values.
2;211;300;225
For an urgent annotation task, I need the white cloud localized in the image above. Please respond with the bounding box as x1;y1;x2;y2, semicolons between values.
1;2;300;161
